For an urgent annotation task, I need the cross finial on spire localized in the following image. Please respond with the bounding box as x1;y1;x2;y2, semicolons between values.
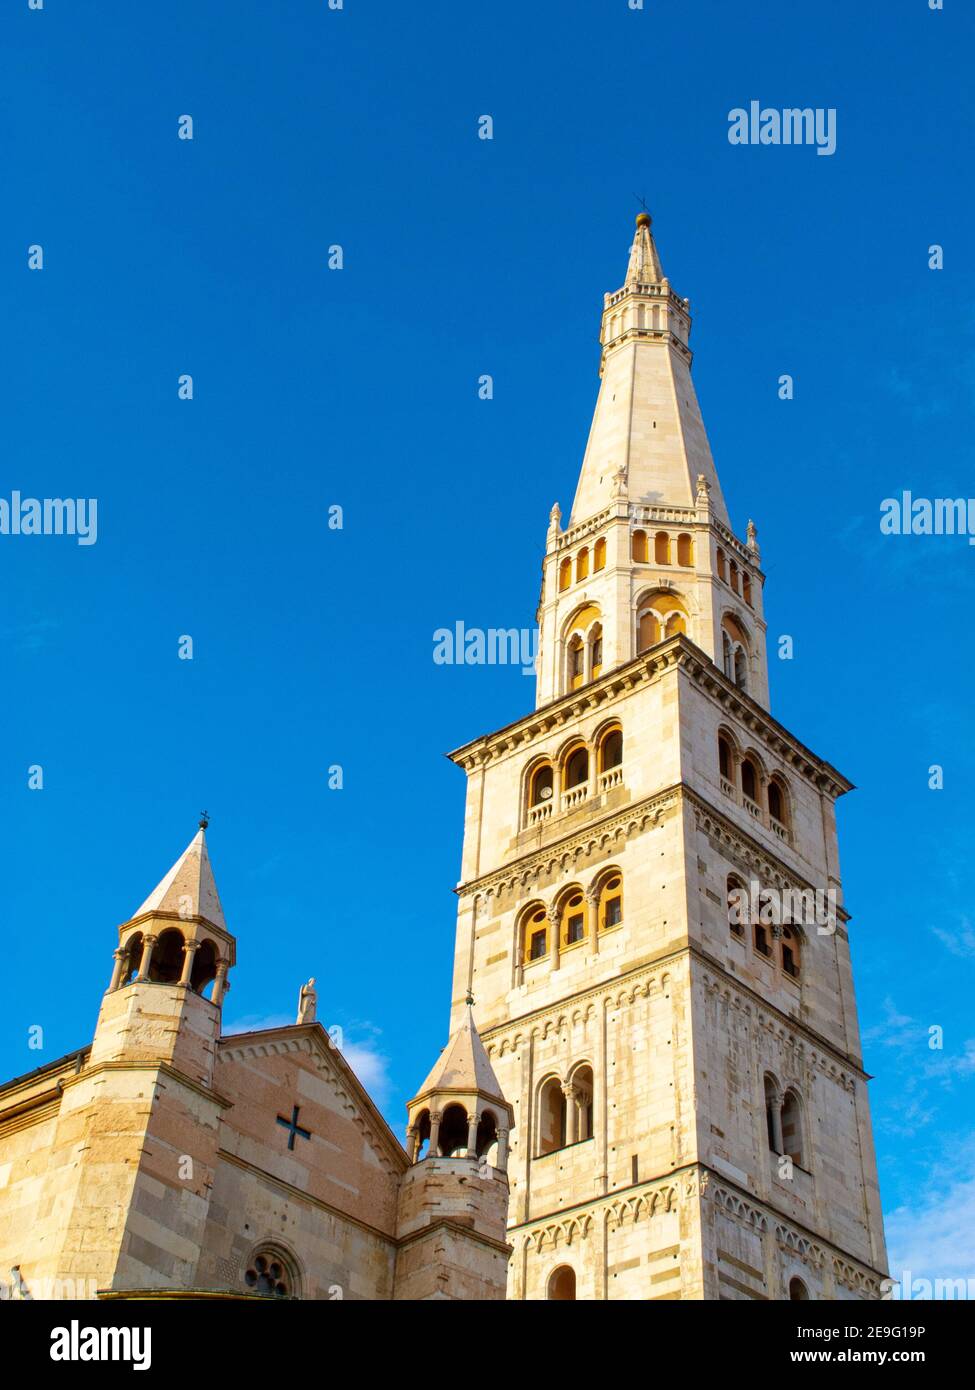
198;810;209;830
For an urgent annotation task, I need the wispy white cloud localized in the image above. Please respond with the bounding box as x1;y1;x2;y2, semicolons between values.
340;1038;393;1110
931;917;975;960
886;1143;975;1296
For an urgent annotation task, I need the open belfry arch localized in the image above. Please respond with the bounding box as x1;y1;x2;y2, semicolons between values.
448;212;888;1300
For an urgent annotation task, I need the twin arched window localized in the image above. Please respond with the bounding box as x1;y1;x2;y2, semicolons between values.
637;590;688;653
764;1075;806;1168
721;614;750;691
563;604;602;692
537;1064;594;1156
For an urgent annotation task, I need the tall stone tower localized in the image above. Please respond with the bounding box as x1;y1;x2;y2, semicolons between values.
446;212;887;1301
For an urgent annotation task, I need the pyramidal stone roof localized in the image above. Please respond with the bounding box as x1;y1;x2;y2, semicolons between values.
417;1007;506;1103
131;827;227;931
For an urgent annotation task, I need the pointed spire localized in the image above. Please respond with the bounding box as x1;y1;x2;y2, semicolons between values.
625;211;664;286
415;1005;506;1104
131;823;227;930
569;210;729;527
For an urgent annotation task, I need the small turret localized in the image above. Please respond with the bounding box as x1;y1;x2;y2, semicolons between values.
393;1001;513;1299
91;818;234;1087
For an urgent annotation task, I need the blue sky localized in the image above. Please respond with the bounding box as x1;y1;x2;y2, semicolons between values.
3;0;972;1293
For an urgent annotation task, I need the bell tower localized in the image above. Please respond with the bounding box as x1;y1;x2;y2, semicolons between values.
393;1002;514;1300
447;213;887;1301
39;820;234;1295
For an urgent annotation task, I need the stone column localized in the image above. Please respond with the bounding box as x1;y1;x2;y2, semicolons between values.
107;948;126;992
405;1126;418;1162
497;1127;509;1170
548;904;560;973
586;887;600;956
771;1099;784;1156
466;1111;479;1159
135;934;157;982
563;1083;578;1145
428;1111;442;1158
211;960;229;1007
178;939;199;987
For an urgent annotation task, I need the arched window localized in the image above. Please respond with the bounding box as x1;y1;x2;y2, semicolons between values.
599;726;623;772
567;634;584;690
244;1251;293;1298
741;757;758;803
754;920;772;958
558;557;572;592
564;745;589;789
729;560;740;594
569;1064;594;1141
191;939;218;995
149;928;185;984
789;1277;810;1301
522;905;549;963
722;631;733;679
120;932;143;987
475;1109;499;1160
632;529;648;563
576;547;590;582
563;604;601;694
727;874;746;938
548;1265;577;1300
438;1104;469;1157
781;1090;804;1166
781;927;801;980
717;549;727;582
559;888;587;948
412;1108;431;1161
637;591;688;653
638;611;660;652
742;571;753;606
529;761;554;809
594;538;606;571
768;777;789;828
718;735;732;782
589;624;603;679
538;1078;567;1155
734;646;748;691
677;533;693;566
654;532;671;564
764;1074;781;1152
598;873;623;931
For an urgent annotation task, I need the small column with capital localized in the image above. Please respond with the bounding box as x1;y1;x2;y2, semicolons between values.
107;947;127;992
178;939;199;988
135;934;157;983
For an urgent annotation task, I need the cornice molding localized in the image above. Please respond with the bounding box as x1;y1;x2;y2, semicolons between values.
448;635;852;800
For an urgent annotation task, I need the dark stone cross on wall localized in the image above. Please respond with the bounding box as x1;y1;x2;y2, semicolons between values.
276;1104;311;1151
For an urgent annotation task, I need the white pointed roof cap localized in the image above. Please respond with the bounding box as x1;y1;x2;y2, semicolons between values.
416;1006;507;1106
131;825;227;930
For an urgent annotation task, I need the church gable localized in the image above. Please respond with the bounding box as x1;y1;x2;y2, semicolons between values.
215;1025;406;1236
